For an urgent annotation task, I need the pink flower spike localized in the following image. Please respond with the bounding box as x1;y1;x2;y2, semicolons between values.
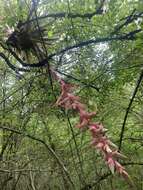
88;112;97;118
89;123;105;136
72;102;85;111
79;110;96;122
76;118;89;128
108;140;118;149
122;170;130;179
104;144;112;153
107;157;115;174
50;68;60;81
60;80;75;93
76;111;96;129
53;69;130;184
89;123;98;130
94;142;104;152
115;161;125;174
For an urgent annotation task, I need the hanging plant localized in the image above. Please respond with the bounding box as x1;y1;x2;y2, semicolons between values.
51;68;132;185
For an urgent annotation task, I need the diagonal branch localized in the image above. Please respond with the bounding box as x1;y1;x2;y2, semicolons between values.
81;172;111;190
55;69;100;92
118;69;143;151
48;29;141;58
112;10;143;34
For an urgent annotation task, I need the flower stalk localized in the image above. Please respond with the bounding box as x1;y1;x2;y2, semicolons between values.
51;68;131;182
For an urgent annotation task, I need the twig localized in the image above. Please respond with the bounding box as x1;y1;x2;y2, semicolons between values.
55;69;100;92
122;162;143;166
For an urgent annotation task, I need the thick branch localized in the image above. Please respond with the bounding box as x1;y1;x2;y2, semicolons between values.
7;29;141;69
28;11;101;22
24;6;105;25
23;0;107;25
0;52;29;73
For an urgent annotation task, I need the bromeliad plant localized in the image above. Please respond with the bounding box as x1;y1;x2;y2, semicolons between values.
5;20;57;62
51;69;131;183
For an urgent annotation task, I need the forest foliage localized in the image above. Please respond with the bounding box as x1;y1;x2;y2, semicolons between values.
0;0;143;190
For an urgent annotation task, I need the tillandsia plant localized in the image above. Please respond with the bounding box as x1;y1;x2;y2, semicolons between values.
5;20;57;62
51;69;133;185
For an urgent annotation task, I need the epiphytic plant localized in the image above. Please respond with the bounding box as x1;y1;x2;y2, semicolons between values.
51;69;132;184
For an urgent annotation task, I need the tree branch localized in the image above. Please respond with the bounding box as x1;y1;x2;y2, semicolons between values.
122;162;143;166
24;5;105;25
118;69;143;150
55;69;100;92
0;52;29;73
7;29;141;69
112;10;143;34
81;172;111;190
